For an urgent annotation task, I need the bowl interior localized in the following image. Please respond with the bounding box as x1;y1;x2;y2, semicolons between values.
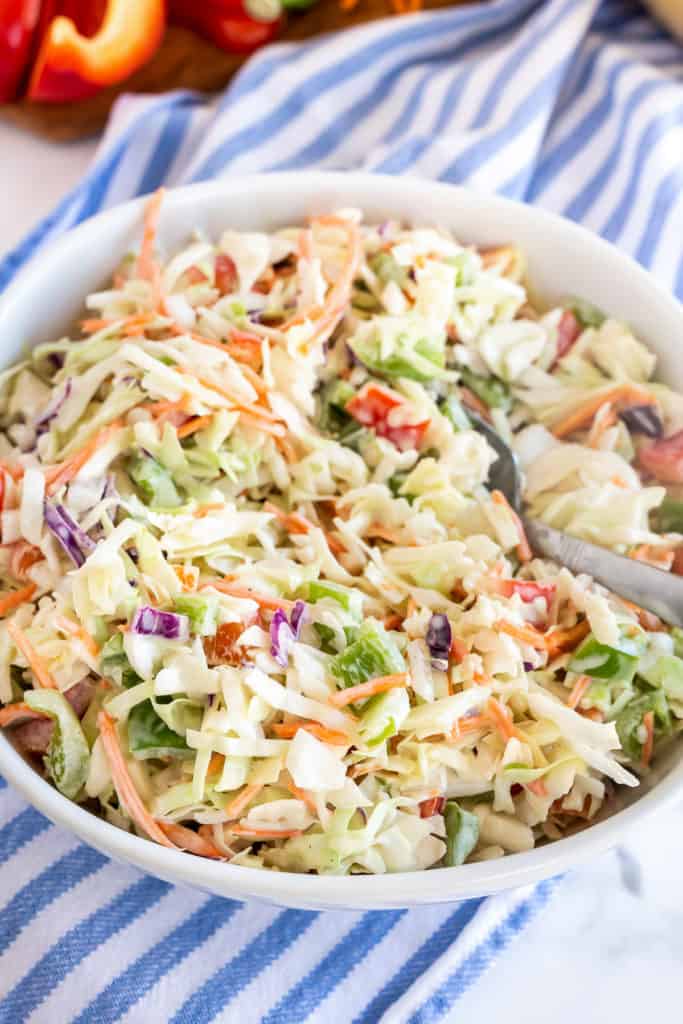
1;172;683;909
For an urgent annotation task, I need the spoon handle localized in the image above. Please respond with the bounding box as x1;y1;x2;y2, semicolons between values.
523;517;683;627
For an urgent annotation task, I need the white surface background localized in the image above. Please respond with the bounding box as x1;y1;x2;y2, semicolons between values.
1;119;682;1024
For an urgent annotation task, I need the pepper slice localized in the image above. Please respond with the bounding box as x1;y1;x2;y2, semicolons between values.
169;0;284;55
0;0;42;102
28;0;166;103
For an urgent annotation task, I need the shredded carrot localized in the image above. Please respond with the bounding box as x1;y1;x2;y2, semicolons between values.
459;387;492;422
587;403;617;449
567;674;591;710
200;580;294;612
237;411;286;437
285;778;318;815
526;778;548;797
274;435;297;463
207;752;225;776
544;619;590;658
298;228;314;261
229;825;304;840
45;420;125;496
329;672;408;707
486;697;523;742
0;583;36;617
450;713;489;739
54;616;100;658
283;216;362;347
7;621;58;690
173;564;198;591
156;820;224;859
497;620;547;651
192;503;225;519
179;368;281;424
641;710;655;767
264;501;346;556
0;460;24;483
629;544;675;571
225;783;263;819
0;702;48;727
406;597;418;618
137;187;165;282
365;524;406;545
98;710;176;848
176;415;214;439
145;395;192;419
551;385;657;439
240;364;268;399
383;613;404;630
491;490;532;562
55;616;100;657
270;721;350;746
10;542;44;580
449;636;469;663
619;597;666;633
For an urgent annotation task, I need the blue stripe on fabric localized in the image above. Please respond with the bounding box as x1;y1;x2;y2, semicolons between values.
170;909;317;1024
263;910;405;1024
0;808;50;865
601;102;683;241
190;0;541;182
74;895;239;1024
269;0;537;172
675;252;683;302
468;0;569;131
383;66;442;146
135;105;195;197
0;876;170;1024
0;777;6;791
355;899;485;1024
408;880;558;1024
635;165;683;268
0;845;106;956
563;77;678;223
440;56;570;184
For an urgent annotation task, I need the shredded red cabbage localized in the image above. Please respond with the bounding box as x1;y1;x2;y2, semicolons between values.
36;379;72;430
131;606;190;641
270;600;307;667
618;404;663;439
44;503;95;567
426;613;451;670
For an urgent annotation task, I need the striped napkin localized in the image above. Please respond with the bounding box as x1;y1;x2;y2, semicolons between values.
1;1;682;1020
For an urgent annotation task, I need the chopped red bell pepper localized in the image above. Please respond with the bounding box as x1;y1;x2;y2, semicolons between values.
0;0;42;102
552;309;582;365
419;796;446;818
346;382;430;452
215;252;239;294
28;0;166;103
498;580;556;604
169;0;284;55
639;429;683;484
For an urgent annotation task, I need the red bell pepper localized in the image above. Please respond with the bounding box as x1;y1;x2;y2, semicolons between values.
552;309;582;365
28;0;166;103
346;382;430;452
0;0;42;102
497;580;557;604
639;429;683;484
169;0;284;55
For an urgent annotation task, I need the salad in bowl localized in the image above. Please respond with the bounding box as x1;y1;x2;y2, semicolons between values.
1;188;682;877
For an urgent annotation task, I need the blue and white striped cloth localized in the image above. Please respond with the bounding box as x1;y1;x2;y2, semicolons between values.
0;1;682;1020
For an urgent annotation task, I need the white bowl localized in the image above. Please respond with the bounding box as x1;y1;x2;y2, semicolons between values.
2;172;683;911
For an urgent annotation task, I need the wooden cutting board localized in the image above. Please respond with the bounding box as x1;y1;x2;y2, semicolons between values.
0;0;467;141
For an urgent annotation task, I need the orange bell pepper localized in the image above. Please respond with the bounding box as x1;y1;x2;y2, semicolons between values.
28;0;166;103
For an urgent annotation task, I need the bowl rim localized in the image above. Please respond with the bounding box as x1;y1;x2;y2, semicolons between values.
2;170;683;909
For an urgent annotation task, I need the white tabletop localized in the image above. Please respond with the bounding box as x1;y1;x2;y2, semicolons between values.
1;120;681;1024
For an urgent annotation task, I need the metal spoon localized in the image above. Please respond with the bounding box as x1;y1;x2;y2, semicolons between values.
469;412;683;627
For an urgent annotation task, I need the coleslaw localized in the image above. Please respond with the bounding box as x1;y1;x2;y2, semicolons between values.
1;189;682;874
